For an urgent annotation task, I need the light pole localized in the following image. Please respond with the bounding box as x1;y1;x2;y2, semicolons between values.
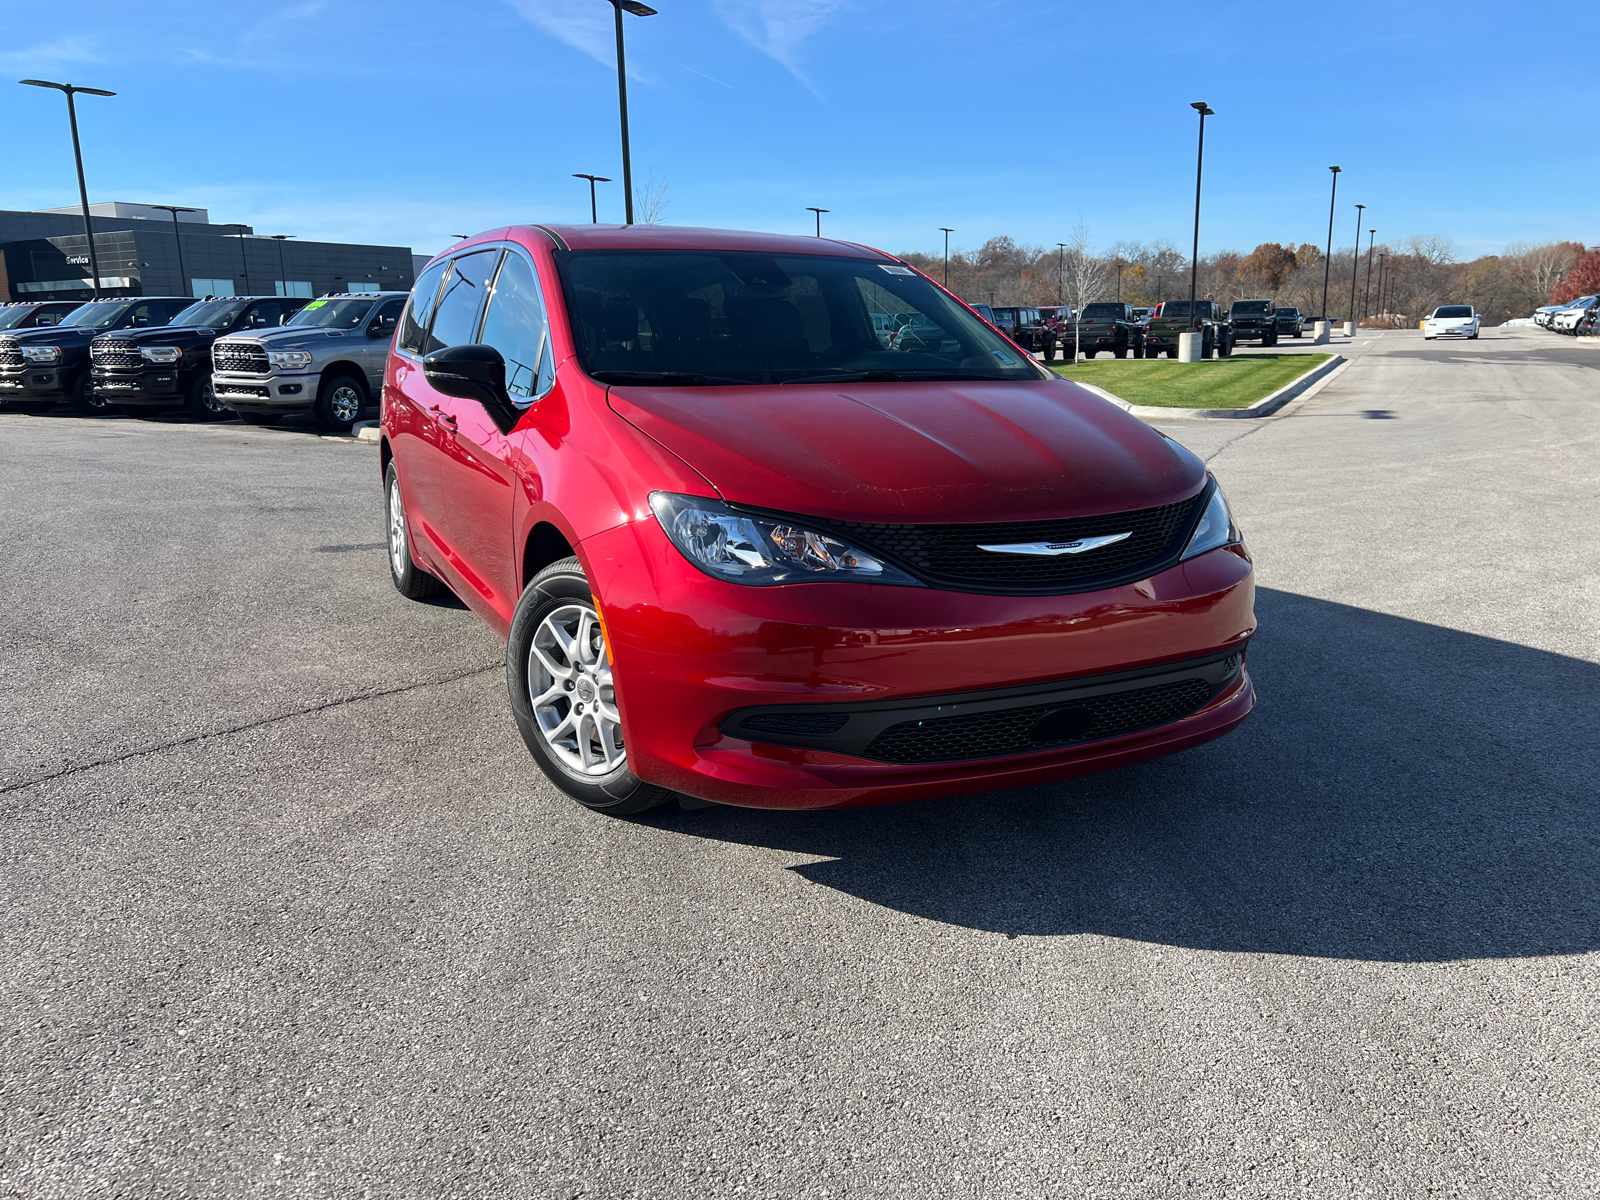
940;227;954;287
1348;203;1365;329
1115;260;1125;303
1362;229;1376;322
271;234;294;296
806;207;828;237
608;0;656;226
151;205;196;297
572;173;611;223
20;79;116;298
228;225;252;294
1375;252;1387;324
1056;242;1067;306
1188;101;1214;333
1321;165;1341;319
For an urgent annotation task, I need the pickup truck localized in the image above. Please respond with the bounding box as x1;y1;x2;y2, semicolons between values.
1144;300;1233;359
212;291;408;429
90;295;309;420
0;296;195;415
0;301;82;331
1229;298;1279;346
1074;302;1146;358
989;306;1058;359
1274;307;1305;338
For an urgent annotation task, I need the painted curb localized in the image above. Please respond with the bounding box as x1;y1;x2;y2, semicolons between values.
1074;354;1347;421
352;421;381;443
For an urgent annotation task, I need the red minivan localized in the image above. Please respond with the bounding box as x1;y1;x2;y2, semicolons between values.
380;224;1255;815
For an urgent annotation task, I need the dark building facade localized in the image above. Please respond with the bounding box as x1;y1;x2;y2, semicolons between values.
0;203;416;302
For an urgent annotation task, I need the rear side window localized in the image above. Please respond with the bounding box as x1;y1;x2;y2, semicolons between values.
399;260;449;355
477;251;553;404
423;250;501;356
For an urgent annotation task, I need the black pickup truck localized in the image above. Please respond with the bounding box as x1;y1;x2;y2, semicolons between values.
989;306;1059;359
0;301;82;331
0;296;195;415
1144;300;1234;358
1075;301;1146;358
91;295;308;420
1229;298;1280;346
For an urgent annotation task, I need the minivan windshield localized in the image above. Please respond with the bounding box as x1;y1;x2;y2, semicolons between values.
1433;305;1473;319
557;251;1045;385
171;300;250;328
54;300;135;330
1231;300;1273;315
287;297;376;329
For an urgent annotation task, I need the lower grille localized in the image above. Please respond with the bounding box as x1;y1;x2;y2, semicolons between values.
0;338;20;369
864;676;1214;764
91;340;141;368
824;492;1206;593
739;711;850;736
213;341;270;373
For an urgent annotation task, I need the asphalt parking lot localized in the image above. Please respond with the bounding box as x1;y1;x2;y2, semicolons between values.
2;326;1597;1199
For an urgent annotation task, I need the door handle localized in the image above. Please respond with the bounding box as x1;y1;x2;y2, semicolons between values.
436;411;457;431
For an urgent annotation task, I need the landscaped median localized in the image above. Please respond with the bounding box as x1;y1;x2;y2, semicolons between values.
1051;353;1334;409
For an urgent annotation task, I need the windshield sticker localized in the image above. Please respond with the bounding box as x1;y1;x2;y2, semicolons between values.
991;350;1017;365
879;265;916;275
303;300;327;310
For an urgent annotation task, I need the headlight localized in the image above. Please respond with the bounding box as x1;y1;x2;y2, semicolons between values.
140;346;182;364
267;350;313;370
1181;481;1240;561
650;492;923;588
20;346;60;364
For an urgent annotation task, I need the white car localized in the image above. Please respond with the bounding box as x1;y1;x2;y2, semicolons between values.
1424;304;1480;340
1534;303;1562;328
1551;295;1599;334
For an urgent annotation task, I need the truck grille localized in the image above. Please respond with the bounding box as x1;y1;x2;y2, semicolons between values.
213;341;269;373
825;492;1207;594
91;339;142;368
0;338;20;369
863;675;1217;764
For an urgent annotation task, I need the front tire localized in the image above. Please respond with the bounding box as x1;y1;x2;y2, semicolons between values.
315;374;367;432
184;373;228;421
507;558;674;816
73;372;116;417
385;462;448;600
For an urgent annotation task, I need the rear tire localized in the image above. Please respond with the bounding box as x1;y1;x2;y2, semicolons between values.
385;462;449;601
183;373;228;421
315;374;367;432
507;557;675;817
1113;339;1128;359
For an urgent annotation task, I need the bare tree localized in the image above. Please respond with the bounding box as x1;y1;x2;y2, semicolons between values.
638;167;669;225
1060;224;1106;358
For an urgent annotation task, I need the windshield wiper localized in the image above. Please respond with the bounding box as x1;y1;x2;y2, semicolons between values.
590;370;749;386
779;369;1010;385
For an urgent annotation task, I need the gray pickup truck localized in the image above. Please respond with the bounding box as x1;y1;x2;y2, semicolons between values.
210;291;408;429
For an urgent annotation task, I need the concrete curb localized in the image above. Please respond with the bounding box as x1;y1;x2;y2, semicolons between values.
352;421;381;443
1074;354;1347;421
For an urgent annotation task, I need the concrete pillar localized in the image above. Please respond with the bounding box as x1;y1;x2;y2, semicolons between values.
1343;320;1356;337
1178;332;1203;362
1313;321;1331;344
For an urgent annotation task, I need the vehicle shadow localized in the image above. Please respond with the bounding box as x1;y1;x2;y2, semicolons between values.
647;588;1600;962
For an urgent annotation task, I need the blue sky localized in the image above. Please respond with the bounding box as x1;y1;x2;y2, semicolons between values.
2;1;1594;262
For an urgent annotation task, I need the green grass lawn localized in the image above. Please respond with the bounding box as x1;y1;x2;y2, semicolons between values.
1049;353;1332;408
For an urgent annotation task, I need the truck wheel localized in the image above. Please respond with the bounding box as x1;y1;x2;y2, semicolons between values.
1218;336;1233;358
184;374;228;421
1042;336;1057;362
315;374;367;432
72;372;116;417
1113;338;1128;359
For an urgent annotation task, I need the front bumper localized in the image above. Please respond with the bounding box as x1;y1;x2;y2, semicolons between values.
1233;324;1274;340
0;365;69;400
583;517;1257;809
213;370;317;409
93;365;187;406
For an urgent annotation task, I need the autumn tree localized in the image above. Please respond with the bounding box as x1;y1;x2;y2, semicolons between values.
1550;246;1600;304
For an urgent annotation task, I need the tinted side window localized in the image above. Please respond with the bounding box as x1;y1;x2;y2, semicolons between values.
127;303;157;327
424;250;501;356
245;300;287;328
477;252;553;404
399;260;449;355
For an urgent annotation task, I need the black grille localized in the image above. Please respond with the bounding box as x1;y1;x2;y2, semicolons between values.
91;339;141;368
863;676;1215;764
214;341;269;373
739;711;850;736
0;338;20;369
828;493;1205;591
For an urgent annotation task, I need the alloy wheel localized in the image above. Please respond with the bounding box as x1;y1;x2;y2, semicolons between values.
330;384;362;424
529;603;624;776
387;478;407;579
201;378;225;414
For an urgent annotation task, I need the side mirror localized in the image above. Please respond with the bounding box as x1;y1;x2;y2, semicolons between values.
421;344;520;434
368;316;396;338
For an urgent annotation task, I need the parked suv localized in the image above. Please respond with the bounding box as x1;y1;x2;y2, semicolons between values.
0;301;81;331
379;225;1256;816
1075;302;1145;358
212;292;407;429
91;295;309;420
1144;300;1233;358
1274;307;1305;338
988;306;1058;359
1228;299;1279;346
0;296;194;414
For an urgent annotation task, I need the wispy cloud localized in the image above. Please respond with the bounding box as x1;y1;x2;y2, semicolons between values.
502;0;618;66
711;0;846;89
680;63;735;89
0;35;103;72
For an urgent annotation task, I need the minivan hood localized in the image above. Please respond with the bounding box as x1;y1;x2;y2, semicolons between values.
607;378;1206;524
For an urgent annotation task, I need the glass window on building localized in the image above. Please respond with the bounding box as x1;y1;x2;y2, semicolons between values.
192;278;235;298
276;281;314;298
347;282;379;293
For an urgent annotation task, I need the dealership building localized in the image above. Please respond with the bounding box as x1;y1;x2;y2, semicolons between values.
0;201;426;302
